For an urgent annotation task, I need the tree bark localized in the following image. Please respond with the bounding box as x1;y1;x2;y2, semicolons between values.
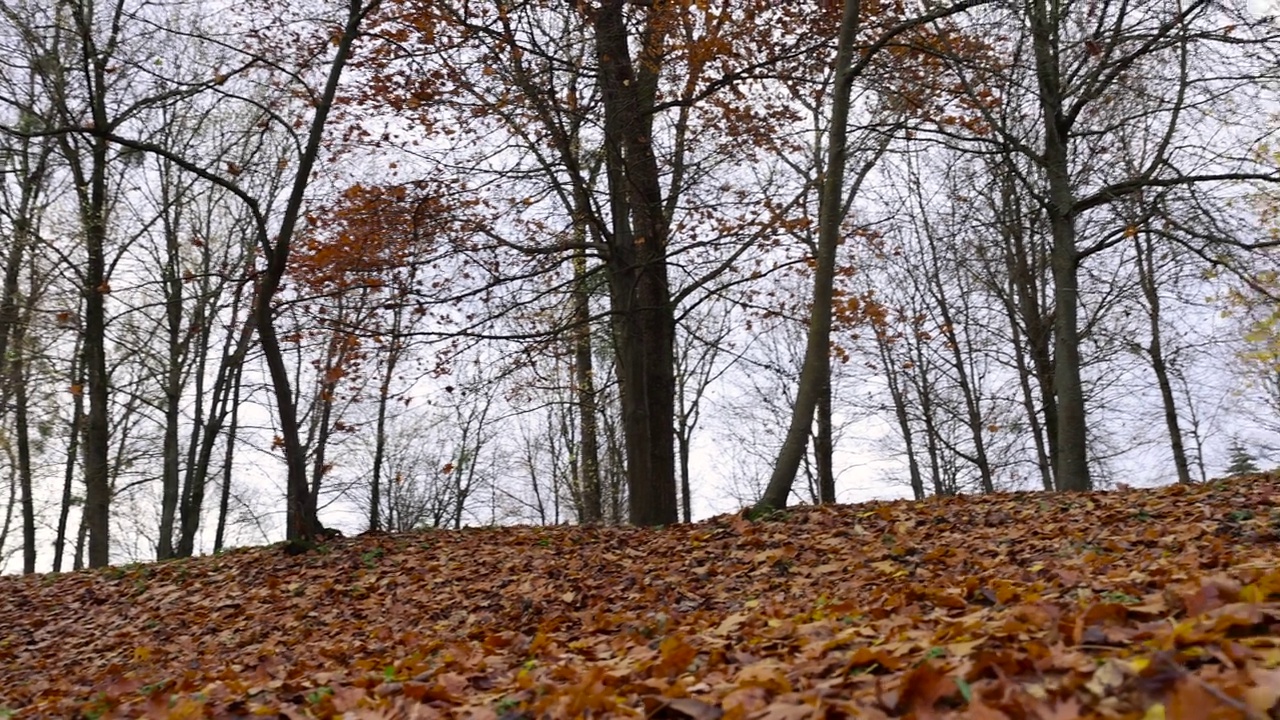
158;172;183;560
816;380;835;503
10;298;36;574
213;365;243;554
253;0;373;540
594;0;678;526
1029;0;1090;491
81;133;113;567
572;250;604;524
53;342;84;573
756;0;860;512
1135;235;1193;485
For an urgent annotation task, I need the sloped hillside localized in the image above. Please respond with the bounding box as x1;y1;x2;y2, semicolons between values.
3;478;1280;719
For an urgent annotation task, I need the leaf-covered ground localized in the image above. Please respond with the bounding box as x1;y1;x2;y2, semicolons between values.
4;478;1280;719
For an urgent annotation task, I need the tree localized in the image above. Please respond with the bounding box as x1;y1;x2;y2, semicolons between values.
1225;438;1260;477
756;0;990;511
921;0;1280;491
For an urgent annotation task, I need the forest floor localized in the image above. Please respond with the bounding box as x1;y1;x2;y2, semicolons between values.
3;478;1280;719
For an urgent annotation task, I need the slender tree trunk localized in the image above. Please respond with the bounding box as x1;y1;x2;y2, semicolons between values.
913;342;949;496
369;332;400;532
11;311;36;573
1005;292;1053;491
572;250;603;524
939;318;994;493
1135;236;1192;484
255;0;371;540
1031;0;1091;492
0;460;13;566
73;510;87;571
0;213;27;400
214;366;243;554
595;0;678;526
816;381;835;503
756;0;861;512
158;181;183;559
81;133;113;567
177;283;253;556
1011;235;1059;489
876;332;925;500
0;168;39;572
309;352;340;519
53;342;84;573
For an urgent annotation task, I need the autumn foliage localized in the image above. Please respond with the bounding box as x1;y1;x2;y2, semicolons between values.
3;477;1280;718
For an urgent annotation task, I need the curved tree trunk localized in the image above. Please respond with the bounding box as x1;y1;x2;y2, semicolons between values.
756;0;861;513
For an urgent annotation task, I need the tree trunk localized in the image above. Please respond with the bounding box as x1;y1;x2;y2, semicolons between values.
998;237;1054;491
1135;236;1193;485
876;331;925;500
1030;0;1091;492
572;249;603;524
595;0;678;526
213;366;243;554
926;246;995;493
11;306;36;574
1010;230;1059;490
369;333;400;532
73;510;87;571
54;341;85;573
816;380;835;503
756;0;861;512
912;340;951;496
177;285;254;557
253;0;371;540
158;179;183;560
82;132;113;568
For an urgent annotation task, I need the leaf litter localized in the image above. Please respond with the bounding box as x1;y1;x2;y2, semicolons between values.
3;475;1280;719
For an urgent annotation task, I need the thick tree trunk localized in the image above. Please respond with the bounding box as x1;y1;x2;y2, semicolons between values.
1048;227;1089;491
595;0;678;526
756;0;860;512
